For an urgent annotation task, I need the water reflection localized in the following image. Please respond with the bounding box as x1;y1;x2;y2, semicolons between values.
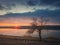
0;29;60;38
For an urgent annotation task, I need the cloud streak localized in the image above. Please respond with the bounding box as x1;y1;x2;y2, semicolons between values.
0;0;60;15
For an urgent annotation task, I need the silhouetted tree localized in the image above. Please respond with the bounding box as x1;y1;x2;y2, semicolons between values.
38;17;49;41
26;17;49;41
26;17;37;34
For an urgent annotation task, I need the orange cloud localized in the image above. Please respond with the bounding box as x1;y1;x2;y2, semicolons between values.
0;17;32;26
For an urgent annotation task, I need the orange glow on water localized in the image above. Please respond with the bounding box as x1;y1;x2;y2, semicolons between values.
0;28;28;36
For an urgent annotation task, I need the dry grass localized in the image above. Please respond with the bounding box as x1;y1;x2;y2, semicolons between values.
0;35;60;45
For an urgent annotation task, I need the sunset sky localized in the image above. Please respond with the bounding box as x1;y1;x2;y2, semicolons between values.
0;0;60;38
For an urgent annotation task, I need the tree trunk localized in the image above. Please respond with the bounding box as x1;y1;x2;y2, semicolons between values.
39;29;41;41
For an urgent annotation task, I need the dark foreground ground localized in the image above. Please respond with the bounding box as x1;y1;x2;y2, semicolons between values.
0;35;60;45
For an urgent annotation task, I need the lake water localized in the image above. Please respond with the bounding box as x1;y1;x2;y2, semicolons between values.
0;28;60;38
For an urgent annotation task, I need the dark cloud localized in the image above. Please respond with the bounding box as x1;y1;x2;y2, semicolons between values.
0;4;5;10
0;0;17;10
40;0;60;7
0;0;27;5
40;0;59;4
0;0;60;11
0;0;60;7
0;0;26;10
53;2;60;7
27;0;40;6
27;0;60;8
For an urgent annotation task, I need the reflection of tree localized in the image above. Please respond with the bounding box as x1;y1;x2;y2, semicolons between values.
26;17;49;41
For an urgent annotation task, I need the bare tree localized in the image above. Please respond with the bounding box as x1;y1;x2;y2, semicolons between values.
26;17;37;34
26;17;49;41
38;17;49;41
